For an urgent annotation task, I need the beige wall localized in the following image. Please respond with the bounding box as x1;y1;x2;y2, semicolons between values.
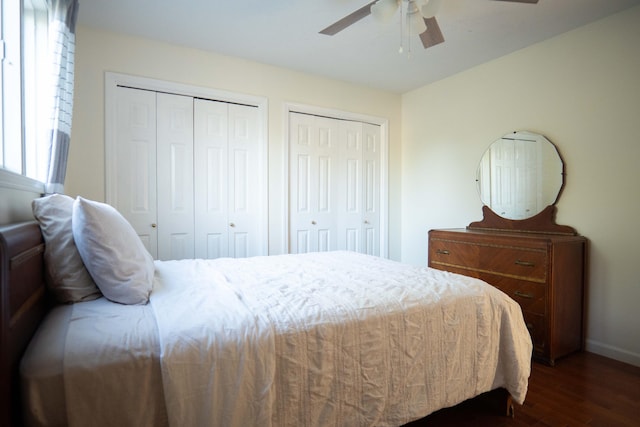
67;26;402;258
0;183;41;225
401;6;640;365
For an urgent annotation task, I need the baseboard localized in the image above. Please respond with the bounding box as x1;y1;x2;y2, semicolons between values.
585;339;640;367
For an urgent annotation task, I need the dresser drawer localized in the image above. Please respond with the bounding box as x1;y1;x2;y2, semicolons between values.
523;312;546;355
429;239;478;267
430;238;547;282
477;245;547;282
483;276;546;315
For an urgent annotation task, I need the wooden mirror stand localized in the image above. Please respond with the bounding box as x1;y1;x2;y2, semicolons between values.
468;205;578;236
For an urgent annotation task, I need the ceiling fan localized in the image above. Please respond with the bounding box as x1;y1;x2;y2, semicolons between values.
319;0;540;51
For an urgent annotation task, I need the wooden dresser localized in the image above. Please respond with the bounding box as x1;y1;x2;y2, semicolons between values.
428;226;587;365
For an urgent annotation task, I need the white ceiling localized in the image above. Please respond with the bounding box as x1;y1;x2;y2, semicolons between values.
77;0;640;93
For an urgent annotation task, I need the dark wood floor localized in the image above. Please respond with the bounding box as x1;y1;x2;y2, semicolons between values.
405;351;640;426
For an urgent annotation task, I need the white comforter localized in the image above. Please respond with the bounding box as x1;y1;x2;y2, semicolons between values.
22;251;532;427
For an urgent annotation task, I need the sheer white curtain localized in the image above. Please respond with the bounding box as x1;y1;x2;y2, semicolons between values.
44;0;79;194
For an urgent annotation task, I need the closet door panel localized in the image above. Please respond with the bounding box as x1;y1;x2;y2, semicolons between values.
317;155;331;213
205;234;224;259
157;93;194;260
292;145;312;253
228;104;261;257
315;117;340;250
194;98;229;259
289;113;339;253
114;87;158;258
362;123;380;256
338;121;362;252
314;116;338;252
231;233;249;258
289;113;313;253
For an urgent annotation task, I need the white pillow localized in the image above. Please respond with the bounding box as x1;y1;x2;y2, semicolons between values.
72;197;154;305
32;194;102;303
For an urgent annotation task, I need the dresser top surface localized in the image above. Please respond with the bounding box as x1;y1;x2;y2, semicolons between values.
429;228;587;243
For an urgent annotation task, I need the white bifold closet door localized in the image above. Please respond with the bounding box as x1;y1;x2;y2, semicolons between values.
156;93;195;260
193;98;261;259
289;112;381;255
113;86;263;260
114;87;159;257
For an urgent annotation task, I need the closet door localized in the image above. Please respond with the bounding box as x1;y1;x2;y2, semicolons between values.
194;99;228;258
289;113;339;253
194;99;262;258
156;93;195;260
337;121;380;255
109;81;267;261
337;120;363;252
227;103;261;257
361;122;380;256
289;113;381;255
114;87;158;258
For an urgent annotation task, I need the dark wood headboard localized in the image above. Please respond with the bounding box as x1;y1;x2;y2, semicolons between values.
0;221;48;427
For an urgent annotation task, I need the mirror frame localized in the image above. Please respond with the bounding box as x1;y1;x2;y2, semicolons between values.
468;131;576;235
476;131;565;219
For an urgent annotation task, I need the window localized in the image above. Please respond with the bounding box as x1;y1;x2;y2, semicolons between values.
1;0;49;185
1;0;23;174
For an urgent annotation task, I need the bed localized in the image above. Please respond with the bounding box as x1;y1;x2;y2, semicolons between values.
1;197;533;427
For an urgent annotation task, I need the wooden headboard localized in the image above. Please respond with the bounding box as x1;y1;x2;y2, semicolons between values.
0;221;49;427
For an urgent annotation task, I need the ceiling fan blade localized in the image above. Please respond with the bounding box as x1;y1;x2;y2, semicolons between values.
419;16;444;49
319;1;378;35
493;0;539;3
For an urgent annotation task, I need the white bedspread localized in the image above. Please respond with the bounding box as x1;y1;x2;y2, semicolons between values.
151;258;276;426
22;251;532;427
152;251;532;427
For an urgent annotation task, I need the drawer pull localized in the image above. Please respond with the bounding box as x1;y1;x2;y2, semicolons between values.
514;290;535;299
436;249;450;255
526;323;534;330
515;259;535;267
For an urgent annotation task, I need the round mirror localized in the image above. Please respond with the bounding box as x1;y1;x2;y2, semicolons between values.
476;131;564;220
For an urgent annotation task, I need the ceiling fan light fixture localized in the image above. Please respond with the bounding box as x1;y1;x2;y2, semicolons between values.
421;0;443;18
371;0;400;24
406;1;427;36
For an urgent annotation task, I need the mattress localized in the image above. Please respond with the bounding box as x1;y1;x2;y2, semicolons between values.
21;251;532;427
